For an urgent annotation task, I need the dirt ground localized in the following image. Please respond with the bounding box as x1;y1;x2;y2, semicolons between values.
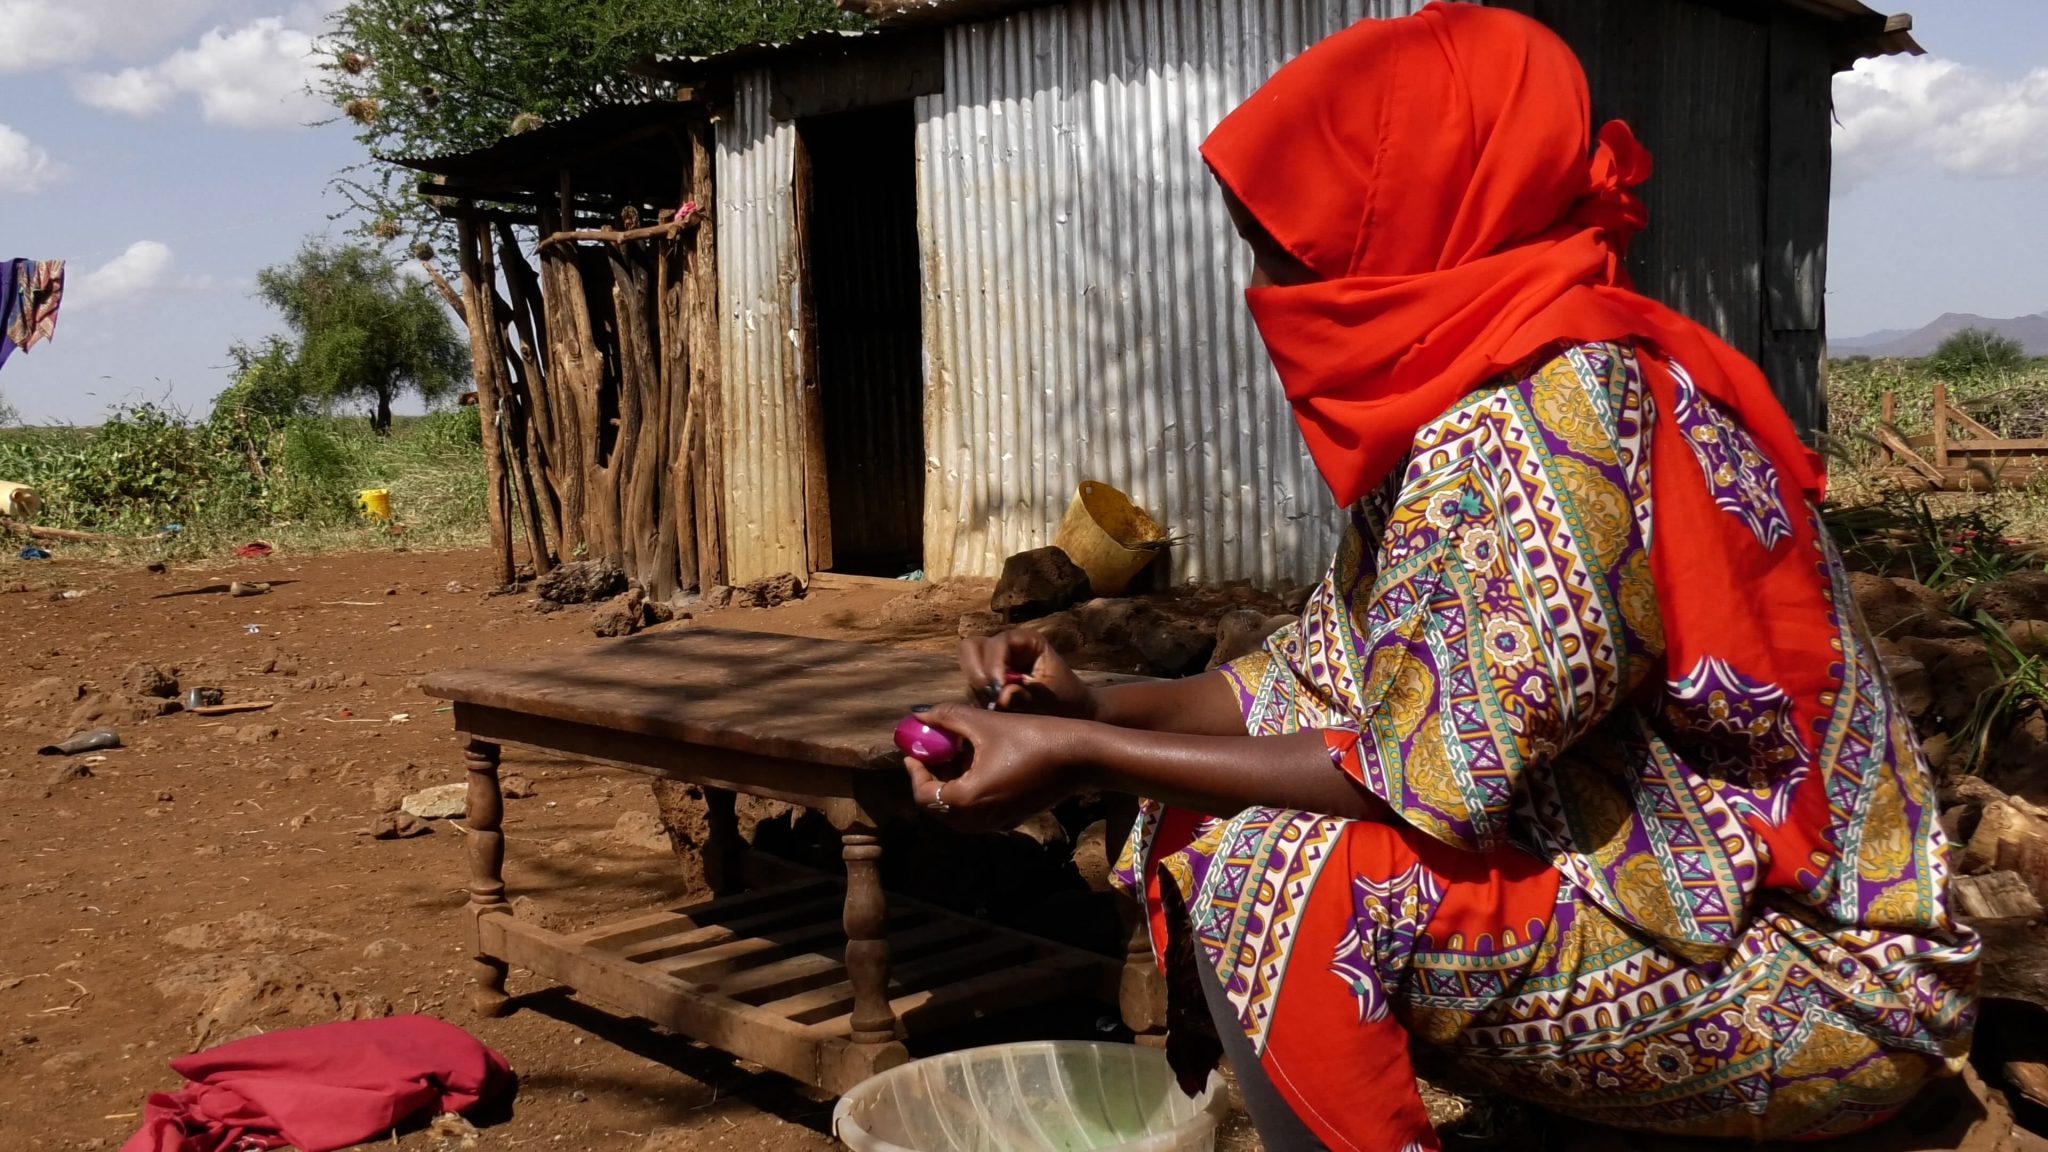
0;547;1013;1152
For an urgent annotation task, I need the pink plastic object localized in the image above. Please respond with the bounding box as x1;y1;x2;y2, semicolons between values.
895;710;962;768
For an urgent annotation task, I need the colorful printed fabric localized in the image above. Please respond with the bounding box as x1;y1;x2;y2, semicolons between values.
5;259;65;354
1117;342;1978;1151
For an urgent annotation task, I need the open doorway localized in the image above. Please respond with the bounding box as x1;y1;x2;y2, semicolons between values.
796;104;926;578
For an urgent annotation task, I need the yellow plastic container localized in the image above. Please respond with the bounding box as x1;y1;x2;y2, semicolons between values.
356;488;392;521
1051;481;1168;597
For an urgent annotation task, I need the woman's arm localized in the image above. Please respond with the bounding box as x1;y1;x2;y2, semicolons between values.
903;704;1385;832
957;631;1262;737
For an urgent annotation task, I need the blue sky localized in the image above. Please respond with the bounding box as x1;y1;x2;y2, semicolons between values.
2;0;2045;425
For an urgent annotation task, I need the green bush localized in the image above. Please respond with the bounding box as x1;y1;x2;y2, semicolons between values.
1;401;487;549
1929;327;2029;380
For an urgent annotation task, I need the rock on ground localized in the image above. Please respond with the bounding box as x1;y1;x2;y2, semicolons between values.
611;810;676;854
123;662;179;699
535;559;627;605
992;547;1092;622
1210;609;1296;669
155;952;390;1049
370;811;431;839
733;572;805;609
1848;573;1975;640
401;782;468;819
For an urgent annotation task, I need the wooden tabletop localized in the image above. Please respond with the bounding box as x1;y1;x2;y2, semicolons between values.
424;626;1102;771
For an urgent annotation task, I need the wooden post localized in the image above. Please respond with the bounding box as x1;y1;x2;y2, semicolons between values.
791;130;834;576
1878;391;1897;466
689;121;728;590
464;738;512;1017
1933;382;1951;475
456;213;516;586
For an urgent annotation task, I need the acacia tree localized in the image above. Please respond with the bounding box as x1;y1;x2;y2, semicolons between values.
321;0;853;244
255;240;469;434
1929;327;2030;379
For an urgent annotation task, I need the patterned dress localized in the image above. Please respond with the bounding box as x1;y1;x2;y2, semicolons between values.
1117;341;1978;1151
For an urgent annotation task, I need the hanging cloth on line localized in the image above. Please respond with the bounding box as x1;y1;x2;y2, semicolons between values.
2;258;66;369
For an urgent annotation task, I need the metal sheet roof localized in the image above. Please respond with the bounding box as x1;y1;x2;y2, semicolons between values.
388;103;699;205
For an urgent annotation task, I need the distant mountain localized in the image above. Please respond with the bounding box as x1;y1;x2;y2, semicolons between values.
1830;312;2048;360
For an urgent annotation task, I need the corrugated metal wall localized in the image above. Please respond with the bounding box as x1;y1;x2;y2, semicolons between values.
716;70;810;582
915;0;1424;585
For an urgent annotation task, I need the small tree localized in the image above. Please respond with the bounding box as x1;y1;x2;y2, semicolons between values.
0;389;17;426
255;239;469;433
1929;327;2028;379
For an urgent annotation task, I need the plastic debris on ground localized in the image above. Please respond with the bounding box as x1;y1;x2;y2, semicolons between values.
18;546;49;560
234;541;273;559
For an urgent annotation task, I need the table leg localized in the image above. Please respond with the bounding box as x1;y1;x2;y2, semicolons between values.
841;826;898;1047
702;786;744;897
465;738;512;1018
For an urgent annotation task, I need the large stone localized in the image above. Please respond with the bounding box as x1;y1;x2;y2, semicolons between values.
734;572;805;609
1073;597;1141;646
1210;609;1296;669
1132;607;1215;678
535;559;627;605
991;547;1092;623
1969;572;2048;627
124;662;179;699
1989;715;2048;805
1848;573;1974;640
401;783;469;820
592;586;650;638
1878;651;1934;721
1022;611;1085;655
611;810;676;854
1954;872;2046;921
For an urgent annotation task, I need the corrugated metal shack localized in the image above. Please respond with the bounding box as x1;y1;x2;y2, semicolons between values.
410;0;1919;590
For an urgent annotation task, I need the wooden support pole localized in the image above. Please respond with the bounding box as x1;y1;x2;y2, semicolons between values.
1878;391;1896;466
456;213;516;585
1932;382;1951;473
464;738;512;1017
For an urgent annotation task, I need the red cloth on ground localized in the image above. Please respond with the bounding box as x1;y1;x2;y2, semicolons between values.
122;1016;512;1152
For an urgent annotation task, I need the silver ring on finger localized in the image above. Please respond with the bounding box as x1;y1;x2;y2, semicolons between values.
929;782;950;814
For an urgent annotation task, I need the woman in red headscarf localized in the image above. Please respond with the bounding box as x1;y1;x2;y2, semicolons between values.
904;5;1976;1147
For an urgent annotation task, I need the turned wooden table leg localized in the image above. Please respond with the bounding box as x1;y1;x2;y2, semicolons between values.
702;786;744;897
842;826;899;1048
464;738;512;1018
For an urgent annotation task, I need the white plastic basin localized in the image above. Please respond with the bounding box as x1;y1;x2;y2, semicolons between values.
832;1041;1231;1152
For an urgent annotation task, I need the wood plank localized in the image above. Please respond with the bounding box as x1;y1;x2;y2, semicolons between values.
762;934;1042;1027
715;918;983;1003
482;914;834;1089
653;905;923;980
617;895;851;963
808;952;1102;1040
569;877;837;950
425;627;1142;771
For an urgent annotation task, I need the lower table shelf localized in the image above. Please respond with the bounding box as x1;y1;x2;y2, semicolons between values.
476;871;1121;1096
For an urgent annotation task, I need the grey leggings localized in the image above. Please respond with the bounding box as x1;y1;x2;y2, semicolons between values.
1197;961;1328;1151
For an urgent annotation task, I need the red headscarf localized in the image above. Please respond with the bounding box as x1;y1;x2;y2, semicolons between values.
1209;3;1843;797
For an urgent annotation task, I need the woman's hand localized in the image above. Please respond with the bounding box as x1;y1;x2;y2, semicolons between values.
903;704;1090;833
960;630;1095;717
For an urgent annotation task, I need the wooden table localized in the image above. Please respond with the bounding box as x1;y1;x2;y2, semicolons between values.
422;627;1152;1095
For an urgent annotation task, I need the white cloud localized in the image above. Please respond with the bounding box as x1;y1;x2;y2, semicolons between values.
0;0;222;74
1834;55;2048;191
74;17;328;130
72;242;177;310
0;122;66;193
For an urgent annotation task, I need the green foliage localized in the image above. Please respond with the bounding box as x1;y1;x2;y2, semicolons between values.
0;389;17;427
321;0;856;243
255;238;470;433
1826;491;2038;601
215;336;316;424
1826;358;2048;472
1929;327;2030;380
1956;614;2048;773
0;403;490;554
